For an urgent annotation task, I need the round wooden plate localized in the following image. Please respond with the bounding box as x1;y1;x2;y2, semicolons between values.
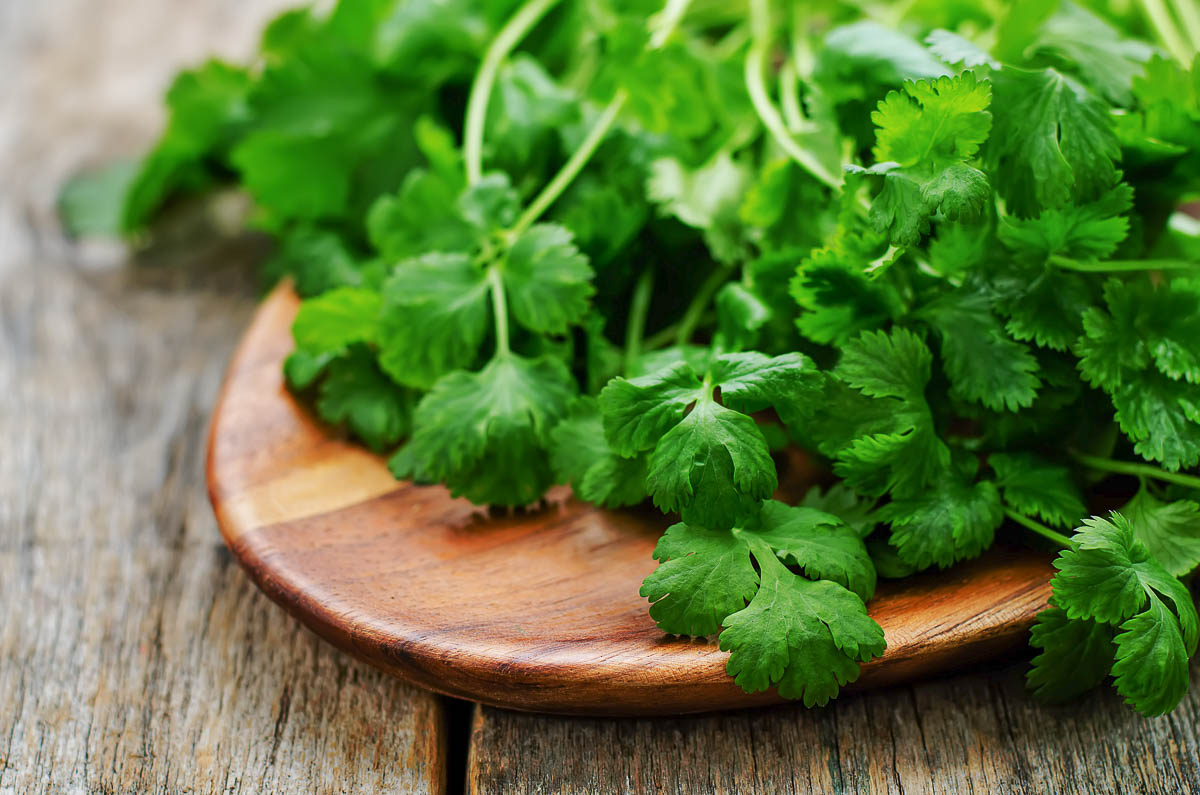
207;283;1055;716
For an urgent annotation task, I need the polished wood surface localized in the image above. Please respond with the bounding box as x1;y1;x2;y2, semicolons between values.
207;283;1056;716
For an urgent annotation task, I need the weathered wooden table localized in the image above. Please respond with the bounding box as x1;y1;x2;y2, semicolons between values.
2;1;1198;792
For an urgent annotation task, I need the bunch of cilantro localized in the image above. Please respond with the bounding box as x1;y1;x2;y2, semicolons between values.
66;0;1200;715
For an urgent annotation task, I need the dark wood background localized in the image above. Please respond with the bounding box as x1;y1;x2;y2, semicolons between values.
1;0;1197;792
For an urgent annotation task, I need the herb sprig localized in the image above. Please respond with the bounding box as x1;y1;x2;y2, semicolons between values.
67;0;1200;714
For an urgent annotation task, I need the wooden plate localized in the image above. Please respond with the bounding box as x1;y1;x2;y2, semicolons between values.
207;283;1055;716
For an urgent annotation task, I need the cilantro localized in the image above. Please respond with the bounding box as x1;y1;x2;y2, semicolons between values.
90;0;1200;717
640;501;884;705
1031;512;1199;715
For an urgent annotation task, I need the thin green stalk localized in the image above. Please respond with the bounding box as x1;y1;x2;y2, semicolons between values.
1004;508;1074;548
463;0;559;185
487;266;510;356
744;34;842;190
509;89;627;236
1071;451;1200;492
649;0;691;48
1171;0;1200;52
1051;255;1199;272
1139;0;1193;64
624;269;654;375
779;60;806;133
675;265;733;346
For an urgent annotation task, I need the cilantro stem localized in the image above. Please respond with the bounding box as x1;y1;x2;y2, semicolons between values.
1071;451;1200;492
487;265;510;356
1171;0;1200;53
463;0;559;185
675;265;733;346
778;61;806;132
1138;0;1193;64
1004;508;1073;549
625;269;654;375
1051;255;1199;272
744;31;842;191
509;89;627;237
506;0;693;236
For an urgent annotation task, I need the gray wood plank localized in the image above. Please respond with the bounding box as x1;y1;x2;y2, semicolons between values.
0;1;447;793
468;661;1200;794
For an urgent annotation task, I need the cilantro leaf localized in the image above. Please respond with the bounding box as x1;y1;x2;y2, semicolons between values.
880;460;1004;569
549;398;648;508
316;347;413;452
720;536;885;706
376;252;491;389
502;224;594;335
919;286;1041;412
790;237;902;346
990;452;1085;527
752;501;877;601
291;286;381;356
1027;608;1115;704
861;72;993;244
646;399;775;529
820;329;952;499
399;354;576;506
599;360;706;456
367;168;475;260
710;351;822;425
987;66;1120;215
1112;598;1193;716
1051;514;1197;643
1122;488;1200;577
999;184;1133;263
639;521;759;637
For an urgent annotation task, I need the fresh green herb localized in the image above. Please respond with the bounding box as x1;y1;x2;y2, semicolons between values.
72;0;1200;714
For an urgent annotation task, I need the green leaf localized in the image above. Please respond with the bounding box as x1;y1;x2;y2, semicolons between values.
881;463;1004;569
999;184;1132;263
283;349;333;390
291;286;381;356
316;347;413;452
402;354;576;506
1112;372;1200;472
1027;607;1115;704
367;169;475;260
502;224;594;334
716;283;772;352
872;72;992;168
990;452;1085;527
265;226;367;298
639;522;759;637
750;501;877;601
836;328;932;402
376;252;491;389
121;60;253;231
1122;488;1200;577
920;286;1041;412
710;351;822;425
987;67;1120;215
598;361;705;456
231;130;352;221
549;398;648;509
801;484;878;539
791;242;902;346
458;172;520;235
646;399;775;530
1052;514;1199;648
720;538;886;706
1112;598;1193;716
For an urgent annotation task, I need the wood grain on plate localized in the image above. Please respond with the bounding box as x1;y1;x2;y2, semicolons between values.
207;283;1055;716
